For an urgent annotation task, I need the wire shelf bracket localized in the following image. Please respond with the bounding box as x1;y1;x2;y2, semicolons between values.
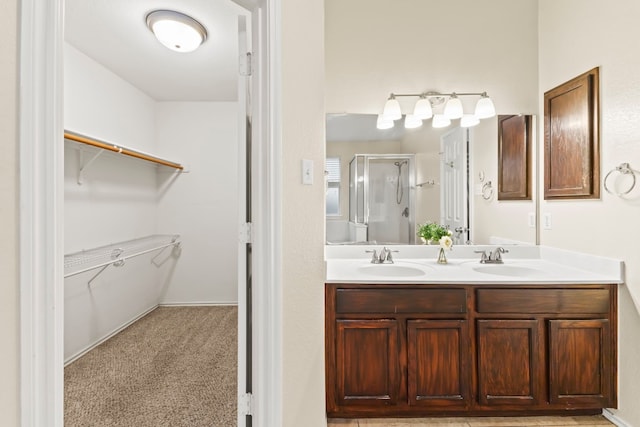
64;234;182;286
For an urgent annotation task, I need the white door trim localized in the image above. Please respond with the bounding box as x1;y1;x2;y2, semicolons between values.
19;0;65;425
18;0;282;426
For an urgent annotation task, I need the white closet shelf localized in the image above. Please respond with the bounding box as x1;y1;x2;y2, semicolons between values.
64;131;184;182
64;234;181;280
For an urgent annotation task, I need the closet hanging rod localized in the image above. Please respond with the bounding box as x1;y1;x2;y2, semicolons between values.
64;131;184;170
64;235;181;279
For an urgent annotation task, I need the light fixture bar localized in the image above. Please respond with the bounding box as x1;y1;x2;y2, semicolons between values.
390;91;488;98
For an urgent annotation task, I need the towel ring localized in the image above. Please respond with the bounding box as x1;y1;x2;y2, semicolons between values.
604;163;636;196
482;181;494;200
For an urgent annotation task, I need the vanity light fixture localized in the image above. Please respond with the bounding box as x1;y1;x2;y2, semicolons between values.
382;94;402;121
146;10;208;53
376;114;394;130
380;91;496;130
475;92;497;119
404;114;423;129
460;114;480;128
432;114;451;128
443;93;464;119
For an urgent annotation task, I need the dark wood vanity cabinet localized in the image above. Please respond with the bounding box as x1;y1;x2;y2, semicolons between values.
326;283;617;418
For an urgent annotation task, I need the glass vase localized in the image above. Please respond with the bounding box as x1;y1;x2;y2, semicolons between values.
437;247;448;264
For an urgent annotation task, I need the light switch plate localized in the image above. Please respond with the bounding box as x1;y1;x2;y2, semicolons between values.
302;159;313;185
543;213;552;230
528;212;536;228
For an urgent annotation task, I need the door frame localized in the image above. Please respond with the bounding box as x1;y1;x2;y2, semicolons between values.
18;0;282;426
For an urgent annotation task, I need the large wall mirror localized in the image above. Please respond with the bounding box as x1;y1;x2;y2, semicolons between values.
324;0;540;246
326;114;537;245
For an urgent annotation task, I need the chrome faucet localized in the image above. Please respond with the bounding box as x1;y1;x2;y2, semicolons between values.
475;247;509;264
366;247;397;264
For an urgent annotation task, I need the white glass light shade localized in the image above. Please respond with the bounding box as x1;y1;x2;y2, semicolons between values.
432;114;451;128
404;114;423;129
146;10;208;53
382;96;402;121
460;114;480;128
475;94;496;119
376;114;394;130
413;98;433;120
443;95;464;119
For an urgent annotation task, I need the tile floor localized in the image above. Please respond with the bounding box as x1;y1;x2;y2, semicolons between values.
327;415;615;427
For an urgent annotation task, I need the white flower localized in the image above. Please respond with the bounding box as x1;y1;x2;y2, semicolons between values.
439;235;453;251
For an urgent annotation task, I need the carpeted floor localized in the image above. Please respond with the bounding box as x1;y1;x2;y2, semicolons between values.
65;306;237;427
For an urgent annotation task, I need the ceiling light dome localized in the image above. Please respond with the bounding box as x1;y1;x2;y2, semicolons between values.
146;10;208;53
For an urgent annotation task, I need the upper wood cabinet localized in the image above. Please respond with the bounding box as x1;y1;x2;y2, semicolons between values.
498;115;532;200
544;67;600;199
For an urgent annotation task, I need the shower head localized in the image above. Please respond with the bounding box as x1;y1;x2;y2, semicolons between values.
394;160;408;167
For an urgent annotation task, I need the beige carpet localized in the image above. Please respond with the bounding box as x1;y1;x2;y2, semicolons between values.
65;306;237;427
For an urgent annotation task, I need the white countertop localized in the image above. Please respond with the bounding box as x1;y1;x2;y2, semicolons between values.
325;244;624;285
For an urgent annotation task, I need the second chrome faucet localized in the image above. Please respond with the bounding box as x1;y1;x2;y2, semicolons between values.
475;247;509;264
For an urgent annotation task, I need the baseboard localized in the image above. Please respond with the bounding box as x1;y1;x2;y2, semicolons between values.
604;409;632;427
159;301;238;307
64;304;159;366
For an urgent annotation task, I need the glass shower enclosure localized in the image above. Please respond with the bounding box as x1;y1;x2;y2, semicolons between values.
349;154;415;244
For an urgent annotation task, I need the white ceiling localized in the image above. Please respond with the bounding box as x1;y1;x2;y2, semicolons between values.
65;0;248;102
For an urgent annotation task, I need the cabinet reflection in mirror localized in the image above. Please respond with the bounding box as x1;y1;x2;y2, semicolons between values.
325;114;537;246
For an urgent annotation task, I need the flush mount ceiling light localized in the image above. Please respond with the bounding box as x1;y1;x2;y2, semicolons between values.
379;91;496;130
146;10;208;53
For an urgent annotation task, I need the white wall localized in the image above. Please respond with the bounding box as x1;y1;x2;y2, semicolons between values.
282;0;327;425
63;43;165;360
538;1;640;425
0;0;19;423
325;0;539;245
64;44;156;153
156;102;239;304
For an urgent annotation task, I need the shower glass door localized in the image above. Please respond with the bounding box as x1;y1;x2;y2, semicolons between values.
348;154;415;244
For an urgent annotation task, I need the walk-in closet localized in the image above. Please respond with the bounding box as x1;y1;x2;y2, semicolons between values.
62;1;249;425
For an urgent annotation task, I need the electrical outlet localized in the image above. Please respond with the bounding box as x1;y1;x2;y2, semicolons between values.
528;212;536;228
543;213;552;230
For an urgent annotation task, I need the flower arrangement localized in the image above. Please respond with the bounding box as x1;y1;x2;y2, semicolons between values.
417;222;452;244
437;234;453;264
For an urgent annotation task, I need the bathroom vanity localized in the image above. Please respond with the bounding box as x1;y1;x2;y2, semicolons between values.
324;245;622;418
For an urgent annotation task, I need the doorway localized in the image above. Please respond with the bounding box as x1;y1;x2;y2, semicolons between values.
19;0;279;426
440;127;470;245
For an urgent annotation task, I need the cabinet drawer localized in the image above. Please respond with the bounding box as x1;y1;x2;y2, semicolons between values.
336;288;466;314
476;289;610;314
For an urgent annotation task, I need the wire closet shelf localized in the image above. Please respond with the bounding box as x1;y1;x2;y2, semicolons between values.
64;234;181;282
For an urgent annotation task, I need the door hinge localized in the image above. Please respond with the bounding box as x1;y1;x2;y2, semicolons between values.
240;392;253;416
239;52;253;76
239;222;253;244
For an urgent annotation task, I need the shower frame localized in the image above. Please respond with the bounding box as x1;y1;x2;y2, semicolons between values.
349;154;416;244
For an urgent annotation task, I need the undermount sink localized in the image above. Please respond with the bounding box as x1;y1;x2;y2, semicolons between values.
471;264;544;277
358;264;427;277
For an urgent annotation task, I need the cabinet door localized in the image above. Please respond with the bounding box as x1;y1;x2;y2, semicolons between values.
477;319;542;406
407;320;470;408
335;319;400;406
549;319;612;406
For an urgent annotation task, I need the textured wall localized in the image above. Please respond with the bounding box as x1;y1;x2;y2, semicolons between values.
281;0;327;425
538;0;640;425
